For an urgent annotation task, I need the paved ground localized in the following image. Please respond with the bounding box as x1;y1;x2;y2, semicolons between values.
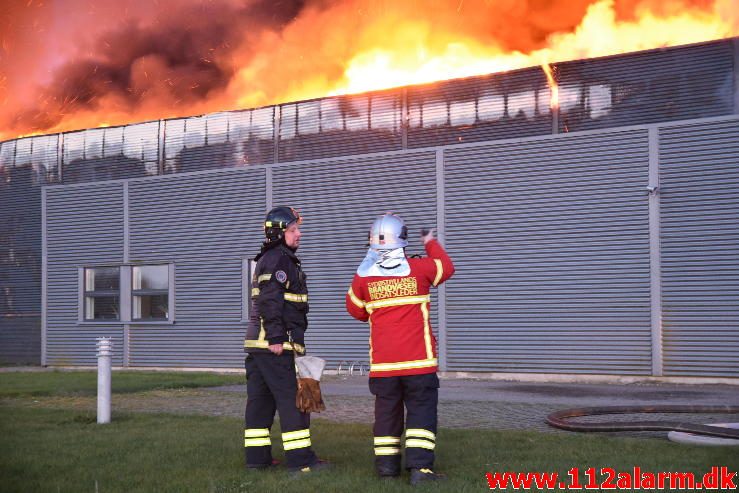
4;369;739;440
212;375;739;438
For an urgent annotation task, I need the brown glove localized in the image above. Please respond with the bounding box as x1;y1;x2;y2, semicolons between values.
296;377;326;413
296;378;312;413
307;378;326;412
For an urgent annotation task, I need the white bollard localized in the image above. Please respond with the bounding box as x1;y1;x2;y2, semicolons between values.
96;337;112;424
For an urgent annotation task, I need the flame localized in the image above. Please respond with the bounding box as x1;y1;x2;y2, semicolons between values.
323;0;735;98
1;0;738;142
14;131;44;139
541;63;560;110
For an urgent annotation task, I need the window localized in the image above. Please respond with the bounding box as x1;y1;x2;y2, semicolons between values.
132;265;169;321
83;267;120;320
79;263;174;324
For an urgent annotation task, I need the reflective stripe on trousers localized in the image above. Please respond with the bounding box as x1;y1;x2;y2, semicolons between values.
405;428;436;450
282;428;312;451
244;428;271;447
374;435;401;455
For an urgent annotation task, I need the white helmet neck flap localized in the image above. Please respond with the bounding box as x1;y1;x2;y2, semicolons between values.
357;247;410;277
358;213;411;277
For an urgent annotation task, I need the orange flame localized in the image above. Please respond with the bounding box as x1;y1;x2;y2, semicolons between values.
14;131;44;139
541;63;560;110
330;0;736;99
1;0;738;142
231;0;738;106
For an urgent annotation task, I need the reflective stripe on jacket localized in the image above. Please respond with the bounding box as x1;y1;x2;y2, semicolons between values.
245;243;308;354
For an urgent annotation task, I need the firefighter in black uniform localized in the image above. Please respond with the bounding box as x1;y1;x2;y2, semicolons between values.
243;206;327;473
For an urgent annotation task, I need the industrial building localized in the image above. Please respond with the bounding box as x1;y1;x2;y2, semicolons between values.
1;38;738;378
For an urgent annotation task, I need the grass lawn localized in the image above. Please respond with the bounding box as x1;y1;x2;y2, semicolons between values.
1;372;737;492
0;370;244;397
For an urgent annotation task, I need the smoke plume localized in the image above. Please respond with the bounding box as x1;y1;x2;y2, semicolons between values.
0;0;736;140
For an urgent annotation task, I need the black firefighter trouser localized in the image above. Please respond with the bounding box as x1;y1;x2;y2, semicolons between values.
244;352;317;469
369;373;439;473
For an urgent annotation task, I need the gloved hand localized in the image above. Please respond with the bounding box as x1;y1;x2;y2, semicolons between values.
268;343;283;355
420;227;436;245
296;377;326;413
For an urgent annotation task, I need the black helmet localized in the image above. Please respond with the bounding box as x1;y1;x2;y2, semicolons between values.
264;206;302;243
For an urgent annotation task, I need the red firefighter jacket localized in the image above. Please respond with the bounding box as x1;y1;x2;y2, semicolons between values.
345;239;455;377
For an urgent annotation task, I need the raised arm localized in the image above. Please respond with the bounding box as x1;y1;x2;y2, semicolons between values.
422;228;455;286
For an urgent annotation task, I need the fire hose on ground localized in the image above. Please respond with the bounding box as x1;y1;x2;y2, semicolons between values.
546;406;739;440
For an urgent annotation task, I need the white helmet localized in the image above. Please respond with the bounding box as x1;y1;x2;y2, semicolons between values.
368;213;408;250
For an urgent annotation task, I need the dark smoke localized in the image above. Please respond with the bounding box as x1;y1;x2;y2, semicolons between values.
13;0;310;132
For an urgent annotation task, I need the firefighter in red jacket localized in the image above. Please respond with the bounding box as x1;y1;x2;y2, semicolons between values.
345;213;454;486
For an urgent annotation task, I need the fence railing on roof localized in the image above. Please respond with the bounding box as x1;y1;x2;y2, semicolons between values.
0;38;736;186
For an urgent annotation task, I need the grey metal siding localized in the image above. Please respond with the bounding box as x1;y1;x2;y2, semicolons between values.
1;136;59;364
127;169;266;367
0;164;42;362
128;260;246;367
271;152;438;367
0;317;40;364
45;183;125;365
659;119;739;377
444;130;653;374
37;116;739;377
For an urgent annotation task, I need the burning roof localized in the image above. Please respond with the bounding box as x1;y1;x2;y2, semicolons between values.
1;0;738;141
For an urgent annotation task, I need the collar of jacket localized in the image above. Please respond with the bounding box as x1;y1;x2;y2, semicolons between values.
278;243;300;264
255;242;300;264
254;238;292;261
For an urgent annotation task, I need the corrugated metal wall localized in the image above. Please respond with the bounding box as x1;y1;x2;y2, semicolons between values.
39;116;739;376
272;152;438;366
0;136;59;364
127;169;266;367
659;119;739;377
444;130;653;374
45;183;125;366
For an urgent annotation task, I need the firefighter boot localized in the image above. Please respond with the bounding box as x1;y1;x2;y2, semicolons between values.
289;458;331;476
376;455;401;478
409;468;446;486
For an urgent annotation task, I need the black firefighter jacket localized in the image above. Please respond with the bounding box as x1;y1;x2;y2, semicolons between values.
244;243;308;354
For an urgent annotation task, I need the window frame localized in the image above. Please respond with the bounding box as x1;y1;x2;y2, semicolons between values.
80;266;122;322
131;264;172;322
78;263;175;325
